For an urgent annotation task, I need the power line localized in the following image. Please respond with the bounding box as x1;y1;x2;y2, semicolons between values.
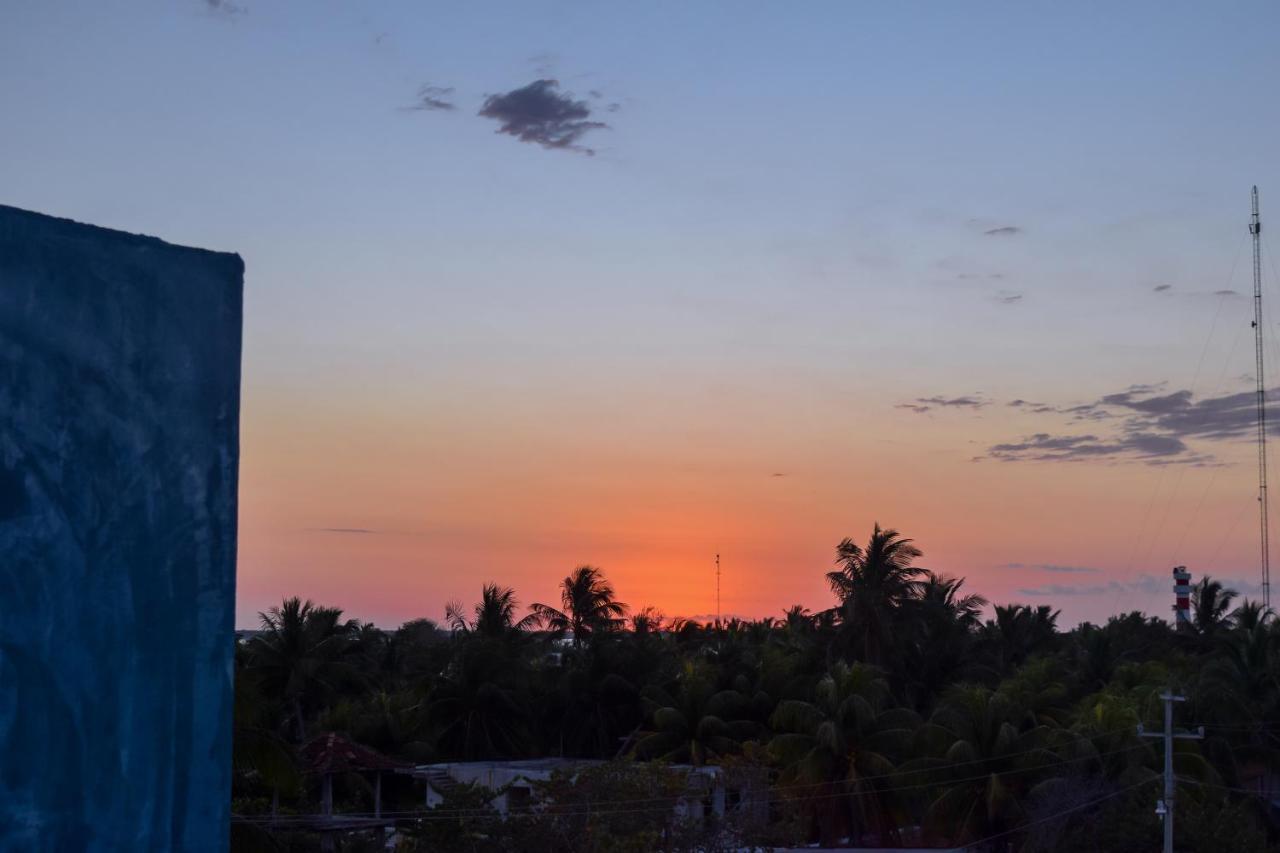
232;740;1153;825
955;778;1155;850
1177;776;1269;795
1114;236;1246;617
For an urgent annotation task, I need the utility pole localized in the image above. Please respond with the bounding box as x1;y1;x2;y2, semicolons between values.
1138;691;1204;853
1251;186;1271;610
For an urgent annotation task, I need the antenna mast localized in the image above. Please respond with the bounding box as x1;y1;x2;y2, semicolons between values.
715;553;721;628
1251;186;1271;609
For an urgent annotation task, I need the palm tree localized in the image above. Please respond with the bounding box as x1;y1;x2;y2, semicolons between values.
783;605;814;636
430;647;531;759
540;642;641;759
532;565;628;646
902;572;989;709
826;524;927;664
433;584;540;759
1230;599;1272;632
1191;576;1238;638
910;685;1059;846
446;583;539;639
629;606;666;635
979;603;1061;674
232;649;300;820
769;662;918;846
917;571;988;629
634;662;754;765
247;597;359;742
1194;621;1280;797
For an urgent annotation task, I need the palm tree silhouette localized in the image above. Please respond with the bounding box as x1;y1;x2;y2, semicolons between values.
769;662;917;846
634;661;753;765
826;524;927;664
532;565;628;646
445;583;539;639
1191;575;1238;638
248;597;360;742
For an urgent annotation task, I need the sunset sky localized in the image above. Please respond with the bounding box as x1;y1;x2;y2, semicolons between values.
6;1;1280;628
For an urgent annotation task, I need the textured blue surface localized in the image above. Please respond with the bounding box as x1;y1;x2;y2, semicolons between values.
0;205;242;852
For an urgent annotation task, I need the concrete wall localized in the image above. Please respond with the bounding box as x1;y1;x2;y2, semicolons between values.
0;205;242;851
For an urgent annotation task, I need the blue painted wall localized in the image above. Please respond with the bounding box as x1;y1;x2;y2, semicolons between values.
0;205;242;851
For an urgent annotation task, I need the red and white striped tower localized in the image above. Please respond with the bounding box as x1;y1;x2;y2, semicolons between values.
1171;566;1192;627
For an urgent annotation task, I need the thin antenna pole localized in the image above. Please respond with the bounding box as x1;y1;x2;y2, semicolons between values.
715;553;721;628
1251;186;1271;610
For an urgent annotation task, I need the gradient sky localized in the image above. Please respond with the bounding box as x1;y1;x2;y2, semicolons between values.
6;1;1280;628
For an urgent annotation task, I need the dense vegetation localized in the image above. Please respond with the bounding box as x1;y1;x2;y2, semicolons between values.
233;525;1280;851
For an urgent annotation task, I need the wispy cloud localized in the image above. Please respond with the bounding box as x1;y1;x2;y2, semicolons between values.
896;394;988;414
478;79;609;154
1018;574;1263;598
405;84;456;112
309;527;378;535
995;290;1023;304
984;226;1022;236
987;432;1189;463
1153;284;1172;292
203;0;245;15
999;562;1102;574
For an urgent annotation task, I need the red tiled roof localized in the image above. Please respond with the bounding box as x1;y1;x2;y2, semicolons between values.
301;732;407;774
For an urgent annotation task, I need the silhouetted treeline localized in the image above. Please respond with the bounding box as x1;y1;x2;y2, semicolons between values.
232;525;1280;851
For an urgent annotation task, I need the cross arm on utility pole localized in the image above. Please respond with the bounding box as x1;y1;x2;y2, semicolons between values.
1137;691;1204;853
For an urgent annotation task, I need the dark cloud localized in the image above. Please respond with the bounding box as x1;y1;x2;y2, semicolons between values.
999;562;1102;574
478;79;608;154
771;472;787;478
995;291;1023;304
1215;289;1241;297
1099;386;1278;440
310;527;377;534
1153;284;1172;292
986;431;1187;462
985;380;1280;464
984;226;1022;236
406;85;456;112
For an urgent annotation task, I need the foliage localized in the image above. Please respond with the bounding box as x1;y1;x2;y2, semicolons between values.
233;524;1280;851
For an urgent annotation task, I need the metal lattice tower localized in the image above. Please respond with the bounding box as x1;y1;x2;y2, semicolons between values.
1251;186;1271;609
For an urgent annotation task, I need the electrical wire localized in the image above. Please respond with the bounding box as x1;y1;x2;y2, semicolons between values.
954;778;1156;850
231;741;1153;825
